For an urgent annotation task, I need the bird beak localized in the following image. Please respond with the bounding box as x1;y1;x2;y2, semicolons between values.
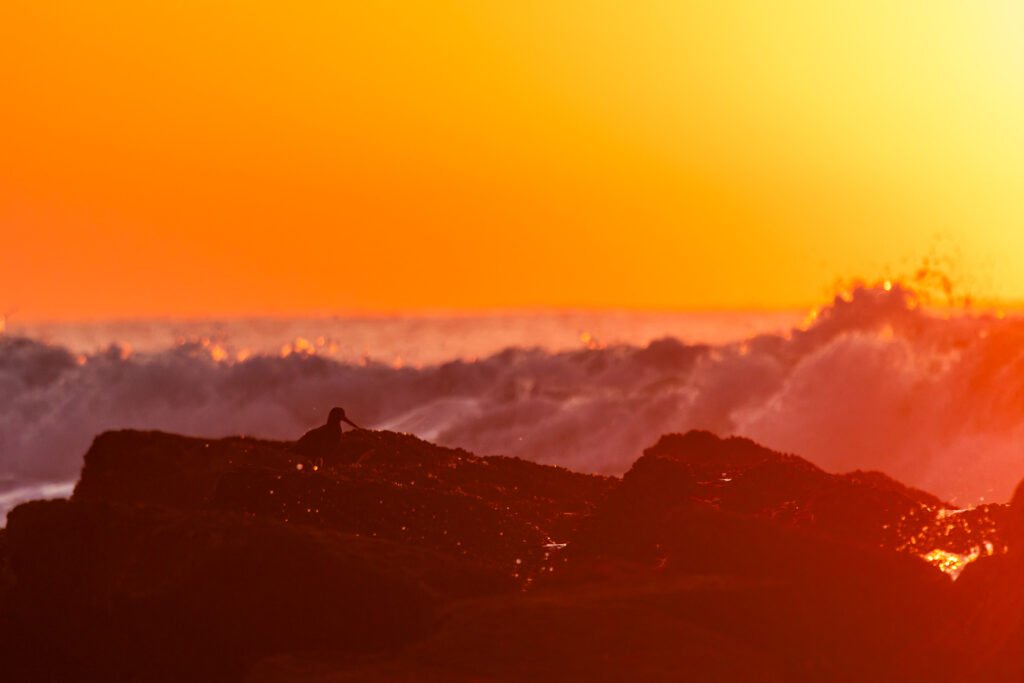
343;418;362;430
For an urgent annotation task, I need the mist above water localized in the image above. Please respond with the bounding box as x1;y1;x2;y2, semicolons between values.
9;309;799;366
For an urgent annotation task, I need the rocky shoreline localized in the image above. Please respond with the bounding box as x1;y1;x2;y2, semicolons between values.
2;428;1021;681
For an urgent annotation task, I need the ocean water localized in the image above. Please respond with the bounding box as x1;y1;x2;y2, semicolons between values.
4;286;1024;524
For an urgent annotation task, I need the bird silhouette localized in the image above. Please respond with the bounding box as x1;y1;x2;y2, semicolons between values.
294;407;362;460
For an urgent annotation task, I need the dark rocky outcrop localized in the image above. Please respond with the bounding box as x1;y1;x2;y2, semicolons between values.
4;500;446;681
74;429;612;582
575;431;1004;559
0;428;1019;681
941;478;1024;680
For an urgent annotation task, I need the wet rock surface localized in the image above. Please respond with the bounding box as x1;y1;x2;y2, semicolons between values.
0;428;1020;681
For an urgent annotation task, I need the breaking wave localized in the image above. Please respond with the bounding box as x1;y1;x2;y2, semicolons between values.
4;282;1024;523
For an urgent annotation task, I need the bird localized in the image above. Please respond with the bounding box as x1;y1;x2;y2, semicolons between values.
294;407;362;459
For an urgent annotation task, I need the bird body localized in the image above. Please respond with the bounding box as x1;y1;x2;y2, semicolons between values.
295;407;361;459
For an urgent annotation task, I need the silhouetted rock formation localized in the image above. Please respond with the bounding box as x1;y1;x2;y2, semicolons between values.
0;428;1020;681
576;430;1001;558
939;478;1024;681
74;429;611;581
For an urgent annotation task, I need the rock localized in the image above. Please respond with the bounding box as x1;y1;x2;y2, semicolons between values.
0;428;613;680
1005;478;1024;552
2;498;469;681
75;429;612;581
557;431;970;680
576;430;1003;559
1;427;1019;681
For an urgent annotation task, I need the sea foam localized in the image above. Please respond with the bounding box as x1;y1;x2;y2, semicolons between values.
3;284;1023;523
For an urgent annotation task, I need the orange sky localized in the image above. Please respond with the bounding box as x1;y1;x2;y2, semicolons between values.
3;1;1024;319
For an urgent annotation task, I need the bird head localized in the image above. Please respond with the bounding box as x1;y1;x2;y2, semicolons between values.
327;406;362;429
